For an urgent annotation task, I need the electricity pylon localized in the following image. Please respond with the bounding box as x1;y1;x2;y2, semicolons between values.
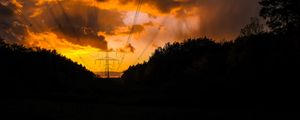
96;50;119;79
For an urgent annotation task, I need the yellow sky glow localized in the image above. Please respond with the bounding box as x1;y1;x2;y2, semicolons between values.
9;0;259;76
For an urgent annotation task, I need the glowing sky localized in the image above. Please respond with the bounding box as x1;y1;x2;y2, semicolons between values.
0;0;260;73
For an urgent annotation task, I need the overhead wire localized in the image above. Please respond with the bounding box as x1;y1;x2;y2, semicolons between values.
117;0;143;70
48;1;100;71
134;16;169;63
135;10;196;64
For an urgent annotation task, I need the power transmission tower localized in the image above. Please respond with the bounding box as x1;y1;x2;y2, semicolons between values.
96;50;119;79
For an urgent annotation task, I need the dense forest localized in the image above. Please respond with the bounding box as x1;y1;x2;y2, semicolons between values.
123;0;300;96
122;27;300;106
120;0;300;118
0;40;100;97
1;0;300;119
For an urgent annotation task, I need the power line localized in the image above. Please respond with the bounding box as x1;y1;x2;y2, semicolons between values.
125;0;143;44
135;16;169;63
45;3;60;31
134;14;194;64
42;3;68;51
47;1;95;71
117;0;143;70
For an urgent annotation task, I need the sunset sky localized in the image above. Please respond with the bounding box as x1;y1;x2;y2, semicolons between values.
0;0;260;73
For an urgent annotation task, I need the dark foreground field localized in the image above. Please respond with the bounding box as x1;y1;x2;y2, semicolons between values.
2;84;299;120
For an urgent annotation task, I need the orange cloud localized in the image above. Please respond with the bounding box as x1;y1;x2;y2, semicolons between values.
117;43;135;53
0;0;261;74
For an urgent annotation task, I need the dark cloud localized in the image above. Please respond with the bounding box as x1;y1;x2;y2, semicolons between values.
120;24;145;35
0;4;15;16
131;25;145;33
32;0;126;50
120;0;260;40
1;0;126;50
119;0;190;13
97;0;110;2
141;0;182;13
117;43;135;53
0;1;29;43
143;21;154;26
195;0;261;40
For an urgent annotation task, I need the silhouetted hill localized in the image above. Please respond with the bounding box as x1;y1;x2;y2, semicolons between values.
121;30;300;116
0;40;100;98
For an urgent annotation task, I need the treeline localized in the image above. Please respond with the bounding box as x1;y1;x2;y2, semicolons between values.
121;0;300;110
0;40;102;98
122;31;299;103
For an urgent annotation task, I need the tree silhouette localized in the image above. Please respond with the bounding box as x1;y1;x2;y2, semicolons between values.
0;41;100;98
260;0;300;32
240;17;265;37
